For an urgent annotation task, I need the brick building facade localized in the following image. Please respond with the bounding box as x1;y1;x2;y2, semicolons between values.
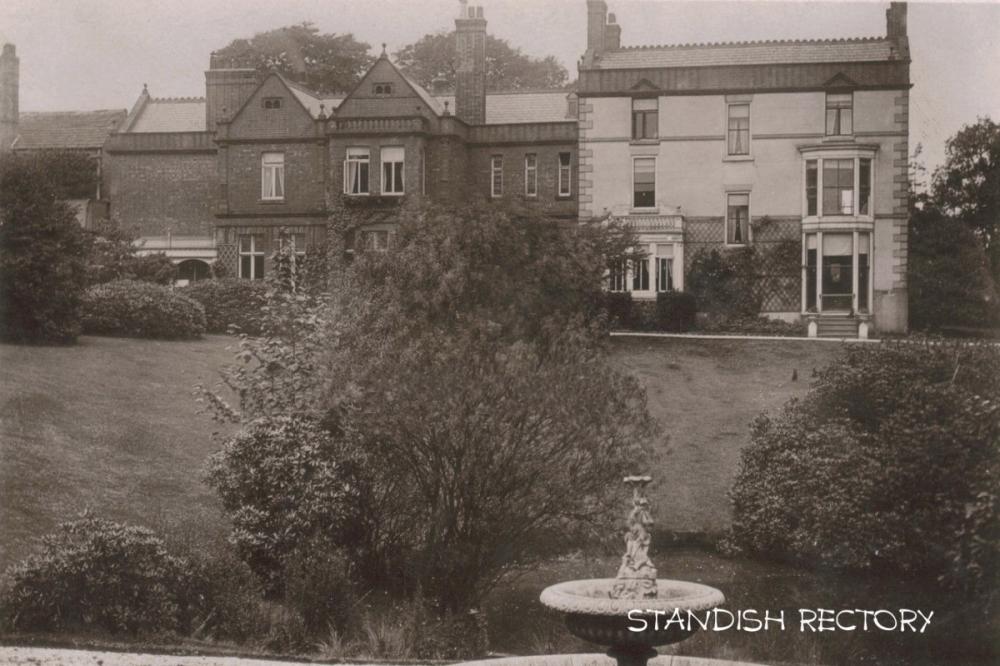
96;0;910;334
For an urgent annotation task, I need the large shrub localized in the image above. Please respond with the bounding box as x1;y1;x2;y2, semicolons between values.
687;247;762;319
181;278;268;335
200;204;657;612
728;341;1000;602
654;291;697;332
0;516;198;634
0;156;92;343
81;280;206;339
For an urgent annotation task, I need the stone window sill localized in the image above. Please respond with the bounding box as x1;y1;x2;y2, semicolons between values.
723;155;753;163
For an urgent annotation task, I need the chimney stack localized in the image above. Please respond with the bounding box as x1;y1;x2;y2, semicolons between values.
0;44;18;152
205;53;259;129
605;12;621;50
885;2;909;59
455;1;487;126
585;0;608;63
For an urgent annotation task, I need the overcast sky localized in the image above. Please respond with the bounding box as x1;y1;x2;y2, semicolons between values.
1;0;998;172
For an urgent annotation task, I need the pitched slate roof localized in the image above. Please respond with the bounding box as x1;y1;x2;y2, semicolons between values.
128;97;206;132
433;91;572;125
12;109;126;149
591;37;895;70
282;77;344;118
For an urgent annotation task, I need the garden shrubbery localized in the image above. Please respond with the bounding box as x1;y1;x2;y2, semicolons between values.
81;280;206;339
654;291;697;332
0;516;199;635
181;278;267;335
1;156;92;344
728;341;1000;602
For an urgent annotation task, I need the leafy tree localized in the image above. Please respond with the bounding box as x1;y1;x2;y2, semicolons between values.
909;204;999;330
395;32;568;91
86;223;176;286
0;155;92;343
16;150;99;200
214;23;374;94
201;204;655;612
931;117;1000;281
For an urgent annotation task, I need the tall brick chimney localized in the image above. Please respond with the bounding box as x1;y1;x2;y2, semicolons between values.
605;12;621;50
205;53;259;130
455;0;487;126
0;44;18;152
585;0;608;63
885;2;909;59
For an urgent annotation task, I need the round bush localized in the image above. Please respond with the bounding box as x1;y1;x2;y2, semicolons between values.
727;341;1000;599
180;278;267;335
81;280;205;339
0;516;198;634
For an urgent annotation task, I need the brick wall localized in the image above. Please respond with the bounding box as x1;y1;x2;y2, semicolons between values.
106;150;217;237
468;143;577;217
222;141;326;216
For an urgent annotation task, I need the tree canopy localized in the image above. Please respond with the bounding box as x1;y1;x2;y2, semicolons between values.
214;22;374;94
394;32;569;91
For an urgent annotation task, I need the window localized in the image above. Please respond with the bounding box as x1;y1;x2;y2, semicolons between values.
632;98;658;140
806;160;818;216
380;146;404;195
633;157;656;209
262;97;283;109
361;230;390;252
823;159;854;215
608;258;627;292
491;155;503;197
805;232;872;313
280;232;307;259
238;234;265;280
655;245;674;292
727;103;750;156
631;259;649;291
344;147;370;195
261;153;285;201
524;154;537;197
826;93;853;136
558;152;572;196
859;158;872;216
727;193;750;245
372;83;393;96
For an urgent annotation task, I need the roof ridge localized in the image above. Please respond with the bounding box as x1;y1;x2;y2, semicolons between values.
617;35;887;51
149;96;205;103
481;87;575;95
21;109;126;115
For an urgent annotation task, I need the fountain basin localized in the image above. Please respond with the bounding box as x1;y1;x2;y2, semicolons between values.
540;579;725;649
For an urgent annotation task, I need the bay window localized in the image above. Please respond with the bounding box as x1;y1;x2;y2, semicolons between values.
655;244;674;292
804;231;872;314
803;154;875;220
380;146;404;195
344;147;370;195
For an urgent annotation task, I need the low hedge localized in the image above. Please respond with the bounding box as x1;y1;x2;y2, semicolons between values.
81;280;205;339
180;278;267;335
654;291;697;332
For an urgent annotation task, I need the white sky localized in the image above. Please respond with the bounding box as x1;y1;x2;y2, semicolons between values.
1;0;998;171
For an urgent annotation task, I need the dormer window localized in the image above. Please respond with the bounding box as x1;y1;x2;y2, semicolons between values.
825;93;853;136
263;97;283;109
372;83;393;96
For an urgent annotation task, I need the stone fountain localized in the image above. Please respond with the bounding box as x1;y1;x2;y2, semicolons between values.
539;476;725;666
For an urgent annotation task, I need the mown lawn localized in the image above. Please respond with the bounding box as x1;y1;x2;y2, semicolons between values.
0;334;846;573
0;335;238;572
609;336;843;534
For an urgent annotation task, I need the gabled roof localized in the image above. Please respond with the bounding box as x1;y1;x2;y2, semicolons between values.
129;97;206;132
282;77;344;118
434;91;573;125
590;37;896;70
13;109;126;150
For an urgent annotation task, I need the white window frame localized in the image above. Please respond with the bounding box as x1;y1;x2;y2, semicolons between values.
524;153;538;197
655;256;674;293
725;192;751;246
343;147;370;196
558;152;572;197
361;229;391;253
261;152;285;201
380;146;405;195
801;152;876;222
726;102;751;157
631;156;657;211
825;92;854;137
491;155;503;198
279;232;307;260
238;234;265;280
